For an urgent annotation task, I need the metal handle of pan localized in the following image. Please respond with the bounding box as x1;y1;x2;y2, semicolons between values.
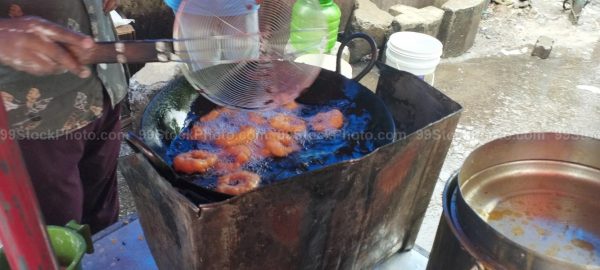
125;132;178;180
336;32;378;82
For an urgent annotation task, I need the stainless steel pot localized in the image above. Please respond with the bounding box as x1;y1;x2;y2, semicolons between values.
428;133;600;270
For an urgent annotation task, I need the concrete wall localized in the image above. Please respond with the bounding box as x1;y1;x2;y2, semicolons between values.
348;0;487;60
438;0;489;57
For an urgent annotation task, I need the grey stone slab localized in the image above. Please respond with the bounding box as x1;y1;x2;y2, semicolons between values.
373;0;436;10
333;0;354;33
438;0;488;57
389;4;419;16
434;0;450;8
531;35;554;59
349;0;394;62
390;5;444;37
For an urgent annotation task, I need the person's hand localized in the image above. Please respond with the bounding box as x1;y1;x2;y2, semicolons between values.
103;0;119;13
0;16;94;77
8;4;23;18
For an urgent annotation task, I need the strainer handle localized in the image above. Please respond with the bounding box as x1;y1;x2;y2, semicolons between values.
336;32;378;81
66;39;175;65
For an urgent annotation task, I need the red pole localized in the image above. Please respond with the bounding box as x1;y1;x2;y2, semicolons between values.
0;101;57;269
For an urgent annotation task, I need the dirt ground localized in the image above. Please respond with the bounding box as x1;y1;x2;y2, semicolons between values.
463;0;599;59
414;0;600;251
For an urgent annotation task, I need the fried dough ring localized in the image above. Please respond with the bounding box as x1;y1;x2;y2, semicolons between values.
269;114;306;133
263;131;298;157
224;144;252;164
215;126;257;147
216;171;260;195
200;109;220;122
248;112;267;125
187;125;210;141
311;109;344;132
172;150;217;174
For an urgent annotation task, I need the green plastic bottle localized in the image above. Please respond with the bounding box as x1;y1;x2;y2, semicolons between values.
290;0;341;54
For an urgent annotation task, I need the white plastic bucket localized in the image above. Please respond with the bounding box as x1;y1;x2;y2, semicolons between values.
385;32;443;84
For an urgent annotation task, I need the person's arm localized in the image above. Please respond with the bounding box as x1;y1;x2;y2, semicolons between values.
0;16;94;77
103;0;119;13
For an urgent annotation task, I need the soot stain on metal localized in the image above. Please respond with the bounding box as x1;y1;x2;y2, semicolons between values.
150;185;181;248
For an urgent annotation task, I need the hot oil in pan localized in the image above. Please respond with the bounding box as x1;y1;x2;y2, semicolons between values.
165;98;377;190
480;194;600;265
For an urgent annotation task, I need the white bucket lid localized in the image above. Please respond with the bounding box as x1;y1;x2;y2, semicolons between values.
387;32;443;58
385;48;441;75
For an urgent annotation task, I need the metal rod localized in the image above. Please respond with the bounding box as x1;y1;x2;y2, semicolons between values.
0;101;57;269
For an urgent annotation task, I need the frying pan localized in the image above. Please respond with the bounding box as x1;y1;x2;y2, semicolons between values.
129;35;395;202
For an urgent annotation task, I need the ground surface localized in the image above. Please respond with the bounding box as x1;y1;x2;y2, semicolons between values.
115;0;600;255
414;0;600;251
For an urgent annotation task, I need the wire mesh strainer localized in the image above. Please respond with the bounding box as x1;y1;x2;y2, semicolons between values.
68;0;329;110
173;0;329;110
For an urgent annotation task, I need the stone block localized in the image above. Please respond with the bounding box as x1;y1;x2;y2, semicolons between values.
389;4;419;16
349;0;394;62
531;36;554;59
438;0;488;57
433;0;449;8
331;41;351;63
390;6;444;37
373;0;436;10
333;0;353;33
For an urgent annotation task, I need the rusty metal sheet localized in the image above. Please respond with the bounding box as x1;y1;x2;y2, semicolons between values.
119;64;462;269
